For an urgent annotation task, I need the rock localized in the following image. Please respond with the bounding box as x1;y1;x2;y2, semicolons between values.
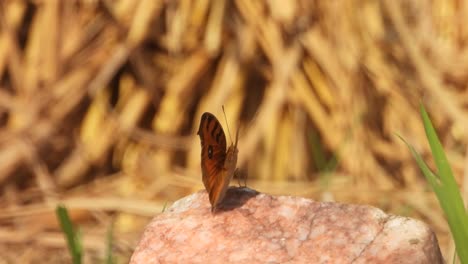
130;187;443;263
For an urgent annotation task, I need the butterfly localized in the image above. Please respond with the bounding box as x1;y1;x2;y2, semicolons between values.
197;112;239;212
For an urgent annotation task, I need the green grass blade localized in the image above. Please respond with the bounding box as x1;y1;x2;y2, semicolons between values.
161;201;168;213
56;205;82;264
308;130;327;171
419;105;468;262
420;105;456;189
105;221;115;264
401;104;468;262
397;134;440;189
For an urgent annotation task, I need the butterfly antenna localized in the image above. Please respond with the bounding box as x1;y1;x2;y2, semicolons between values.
222;105;234;144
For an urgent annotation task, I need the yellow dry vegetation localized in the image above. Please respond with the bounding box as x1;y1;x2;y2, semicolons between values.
0;0;466;262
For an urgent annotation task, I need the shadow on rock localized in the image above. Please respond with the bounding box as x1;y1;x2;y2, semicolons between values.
216;186;259;212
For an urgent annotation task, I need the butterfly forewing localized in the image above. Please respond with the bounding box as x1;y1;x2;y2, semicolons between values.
197;113;229;208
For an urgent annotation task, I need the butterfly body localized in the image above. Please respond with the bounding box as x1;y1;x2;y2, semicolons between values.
197;112;239;212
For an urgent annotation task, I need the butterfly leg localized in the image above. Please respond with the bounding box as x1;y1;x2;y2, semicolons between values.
235;168;241;187
235;169;247;187
242;170;247;187
243;171;247;187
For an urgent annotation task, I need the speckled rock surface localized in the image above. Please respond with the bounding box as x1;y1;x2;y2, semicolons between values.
130;187;443;264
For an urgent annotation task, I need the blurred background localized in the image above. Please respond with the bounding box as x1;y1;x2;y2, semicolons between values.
0;0;467;262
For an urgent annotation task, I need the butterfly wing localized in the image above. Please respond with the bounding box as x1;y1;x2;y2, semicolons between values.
197;112;228;209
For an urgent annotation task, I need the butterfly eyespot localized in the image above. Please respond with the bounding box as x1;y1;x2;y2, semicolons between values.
208;145;213;159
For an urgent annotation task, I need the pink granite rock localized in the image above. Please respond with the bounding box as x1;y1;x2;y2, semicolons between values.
130;187;443;263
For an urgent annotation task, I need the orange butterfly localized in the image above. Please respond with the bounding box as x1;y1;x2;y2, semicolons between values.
197;112;239;212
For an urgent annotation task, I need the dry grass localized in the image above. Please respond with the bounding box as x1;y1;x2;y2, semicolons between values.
0;0;467;262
